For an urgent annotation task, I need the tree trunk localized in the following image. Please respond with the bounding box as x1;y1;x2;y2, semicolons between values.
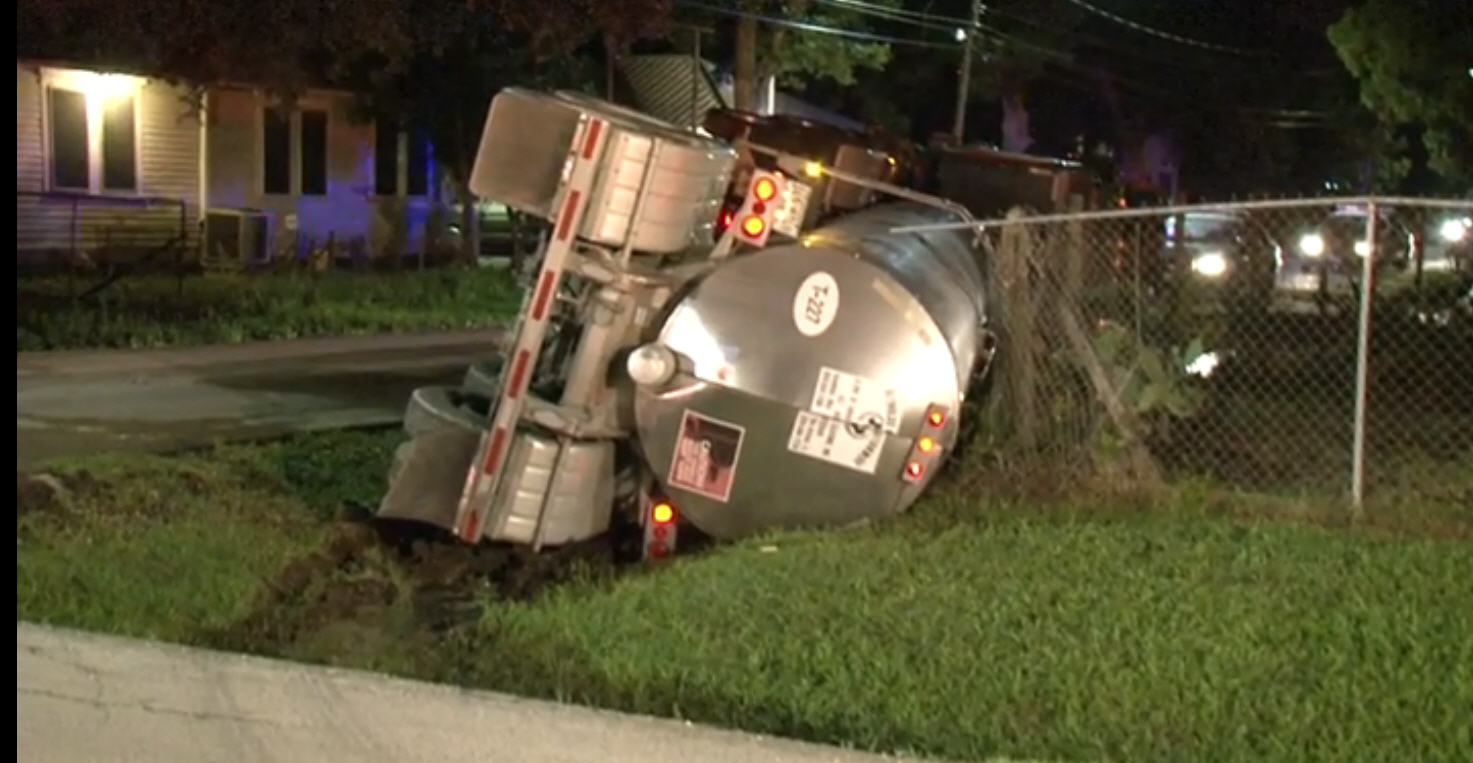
734;16;757;112
457;178;480;267
509;209;527;276
453;105;479;267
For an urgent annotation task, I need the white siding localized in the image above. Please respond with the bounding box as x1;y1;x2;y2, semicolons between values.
207;86;442;260
17;65;45;191
16;62;200;262
16;61;442;264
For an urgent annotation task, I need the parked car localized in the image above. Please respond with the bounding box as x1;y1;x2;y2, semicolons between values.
1416;212;1472;275
1151;209;1280;310
445;201;545;264
1275;203;1419;314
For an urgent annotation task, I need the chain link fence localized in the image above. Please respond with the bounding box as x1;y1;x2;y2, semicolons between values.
933;196;1473;512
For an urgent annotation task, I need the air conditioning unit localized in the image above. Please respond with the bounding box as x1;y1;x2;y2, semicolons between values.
203;207;269;265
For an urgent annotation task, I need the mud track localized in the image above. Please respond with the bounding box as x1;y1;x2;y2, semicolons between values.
206;504;635;660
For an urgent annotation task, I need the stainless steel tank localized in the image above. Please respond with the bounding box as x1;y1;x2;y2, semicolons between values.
468;87;736;255
632;202;989;539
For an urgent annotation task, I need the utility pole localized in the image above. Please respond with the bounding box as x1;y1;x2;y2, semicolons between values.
672;23;713;131
692;27;701;131
952;1;982;143
735;15;758;112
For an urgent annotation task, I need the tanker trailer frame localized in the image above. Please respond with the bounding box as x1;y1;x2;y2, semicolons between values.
376;88;996;560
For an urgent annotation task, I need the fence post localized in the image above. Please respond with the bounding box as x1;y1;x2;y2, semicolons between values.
998;207;1038;451
1351;199;1379;516
1133;218;1144;342
1063;195;1085;305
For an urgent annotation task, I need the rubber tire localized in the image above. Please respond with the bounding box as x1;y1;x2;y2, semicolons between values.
462;356;506;398
402;385;491;438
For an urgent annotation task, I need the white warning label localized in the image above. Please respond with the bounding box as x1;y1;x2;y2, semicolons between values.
809;366;900;435
786;410;886;474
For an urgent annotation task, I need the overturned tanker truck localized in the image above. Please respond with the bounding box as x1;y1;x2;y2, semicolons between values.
377;88;995;559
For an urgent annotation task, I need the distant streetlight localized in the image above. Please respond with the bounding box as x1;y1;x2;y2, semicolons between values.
954;27;967;43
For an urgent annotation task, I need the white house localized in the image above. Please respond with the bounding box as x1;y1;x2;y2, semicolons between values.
16;59;446;268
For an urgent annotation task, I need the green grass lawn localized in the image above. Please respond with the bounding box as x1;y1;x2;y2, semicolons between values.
16;431;1473;763
15;267;521;351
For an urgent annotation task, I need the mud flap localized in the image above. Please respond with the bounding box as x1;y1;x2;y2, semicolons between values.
377;426;480;532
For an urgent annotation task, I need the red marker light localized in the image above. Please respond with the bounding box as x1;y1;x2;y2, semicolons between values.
741;215;766;237
905;461;924;479
927;409;946;427
720;210;734;229
753;177;778;202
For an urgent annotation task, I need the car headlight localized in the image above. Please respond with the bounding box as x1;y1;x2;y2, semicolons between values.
1440;217;1469;243
1299;233;1325;257
1191;251;1229;278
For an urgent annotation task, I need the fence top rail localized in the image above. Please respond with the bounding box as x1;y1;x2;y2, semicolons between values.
17;190;187;209
888;195;1473;234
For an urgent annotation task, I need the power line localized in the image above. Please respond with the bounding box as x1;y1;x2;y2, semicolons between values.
672;0;960;48
1037;70;1332;130
673;0;1335;123
816;0;978;29
1027;51;1335;123
1057;0;1270;57
977;4;1260;72
814;0;1290;74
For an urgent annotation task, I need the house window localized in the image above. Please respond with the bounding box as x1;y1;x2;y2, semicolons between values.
406;130;430;197
262;105;328;196
263;107;291;195
47;88;89;190
374;120;399;196
374;118;433;197
45;83;138;192
101;95;137;190
300;110;327;196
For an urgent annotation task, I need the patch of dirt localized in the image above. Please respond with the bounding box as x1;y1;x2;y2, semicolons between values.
17;472;70;516
204;503;626;658
17;469;114;518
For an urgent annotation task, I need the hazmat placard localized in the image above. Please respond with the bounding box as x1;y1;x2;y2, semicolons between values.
809;366;900;434
786;410;885;474
666;410;746;502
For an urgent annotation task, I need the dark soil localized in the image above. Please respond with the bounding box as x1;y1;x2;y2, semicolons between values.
203;502;627;659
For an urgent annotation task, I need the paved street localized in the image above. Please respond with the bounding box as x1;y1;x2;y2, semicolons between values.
17;623;929;763
16;329;502;469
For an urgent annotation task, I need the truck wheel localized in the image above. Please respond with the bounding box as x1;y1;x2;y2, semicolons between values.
403;385;491;438
462;356;505;398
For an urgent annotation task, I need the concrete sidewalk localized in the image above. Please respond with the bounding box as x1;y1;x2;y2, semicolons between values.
17;329;503;468
17;622;927;763
16;328;504;377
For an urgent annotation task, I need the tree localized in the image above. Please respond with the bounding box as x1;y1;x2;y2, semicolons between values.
17;0;410;107
1328;0;1473;190
358;2;594;264
373;0;672;262
837;0;1087;149
726;0;895;112
964;0;1087;151
19;0;676;262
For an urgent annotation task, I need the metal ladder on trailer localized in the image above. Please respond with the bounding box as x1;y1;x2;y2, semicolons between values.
451;115;610;543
